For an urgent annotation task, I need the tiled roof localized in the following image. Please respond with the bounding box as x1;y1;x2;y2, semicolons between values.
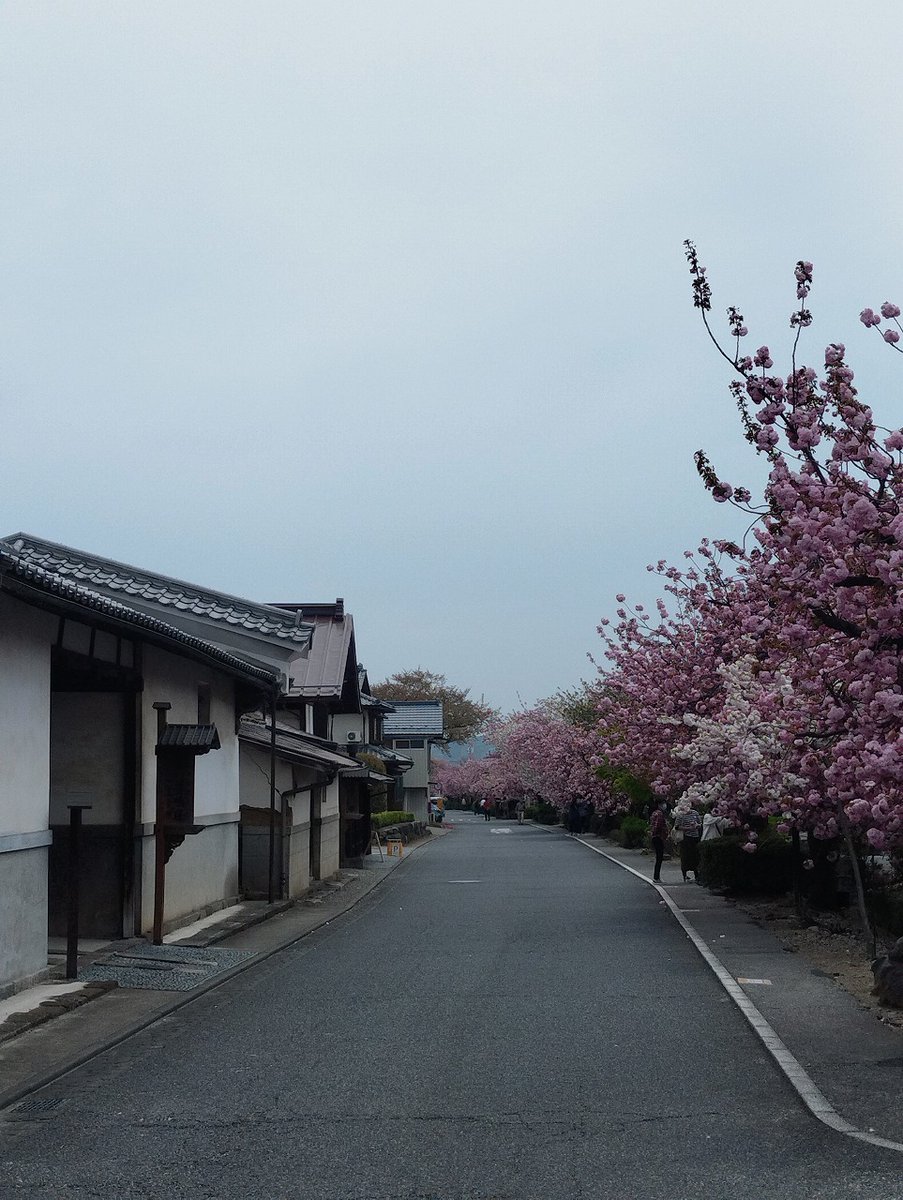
0;546;281;687
158;724;221;752
238;718;359;771
4;534;313;648
381;700;444;737
361;744;413;767
357;665;393;710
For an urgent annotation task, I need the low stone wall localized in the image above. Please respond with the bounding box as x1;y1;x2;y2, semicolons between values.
373;821;427;844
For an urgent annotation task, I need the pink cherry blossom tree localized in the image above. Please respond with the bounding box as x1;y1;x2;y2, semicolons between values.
679;245;903;947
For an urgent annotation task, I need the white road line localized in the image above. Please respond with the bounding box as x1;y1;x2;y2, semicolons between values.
572;835;903;1155
447;880;482;884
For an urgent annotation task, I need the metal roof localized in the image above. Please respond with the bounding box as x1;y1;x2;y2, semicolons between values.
280;611;357;700
381;700;444;737
4;534;313;648
0;546;280;687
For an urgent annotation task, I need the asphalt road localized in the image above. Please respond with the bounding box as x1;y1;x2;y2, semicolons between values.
2;817;902;1199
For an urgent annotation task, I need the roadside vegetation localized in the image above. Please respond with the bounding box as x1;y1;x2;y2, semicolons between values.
435;253;903;966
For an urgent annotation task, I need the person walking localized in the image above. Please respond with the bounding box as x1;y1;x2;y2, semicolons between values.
482;798;493;822
567;798;581;835
515;797;526;825
649;801;668;882
672;801;703;882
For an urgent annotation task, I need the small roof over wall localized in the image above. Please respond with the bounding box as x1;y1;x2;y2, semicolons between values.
381;700;444;738
158;724;221;752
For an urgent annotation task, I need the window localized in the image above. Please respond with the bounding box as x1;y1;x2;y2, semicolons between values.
197;682;211;725
394;738;424;750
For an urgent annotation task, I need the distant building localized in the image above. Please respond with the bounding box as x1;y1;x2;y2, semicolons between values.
380;701;444;823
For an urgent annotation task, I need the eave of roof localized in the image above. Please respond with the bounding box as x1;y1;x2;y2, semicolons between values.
0;547;280;689
359;744;413;769
3;533;314;649
238;718;359;771
342;766;391;782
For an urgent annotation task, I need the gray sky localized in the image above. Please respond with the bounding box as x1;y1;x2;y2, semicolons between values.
2;3;902;712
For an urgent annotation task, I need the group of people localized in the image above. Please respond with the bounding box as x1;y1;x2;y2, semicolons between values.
475;797;528;824
649;801;724;883
566;798;594;835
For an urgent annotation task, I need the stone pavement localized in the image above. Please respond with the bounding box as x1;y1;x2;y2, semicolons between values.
569;830;903;1149
0;831;437;1112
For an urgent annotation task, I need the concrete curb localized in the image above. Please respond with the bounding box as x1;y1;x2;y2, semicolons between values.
0;981;119;1047
570;833;903;1155
0;834;437;1114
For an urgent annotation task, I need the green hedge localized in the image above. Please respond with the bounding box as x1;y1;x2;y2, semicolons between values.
619;815;649;849
371;810;415;829
525;802;561;825
698;834;793;895
868;888;903;936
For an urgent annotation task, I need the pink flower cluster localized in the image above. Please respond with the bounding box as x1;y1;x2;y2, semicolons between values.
444;256;903;864
591;254;903;854
433;705;613;815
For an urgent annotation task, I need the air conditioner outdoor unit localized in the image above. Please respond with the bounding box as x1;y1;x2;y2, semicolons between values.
346;732;360;743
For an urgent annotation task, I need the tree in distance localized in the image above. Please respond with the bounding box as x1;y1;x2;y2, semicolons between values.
370;668;498;745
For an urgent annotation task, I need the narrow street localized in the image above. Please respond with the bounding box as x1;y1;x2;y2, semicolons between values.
2;819;901;1200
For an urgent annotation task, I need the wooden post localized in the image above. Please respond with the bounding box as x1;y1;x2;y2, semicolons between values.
152;702;171;946
267;688;278;904
65;804;92;979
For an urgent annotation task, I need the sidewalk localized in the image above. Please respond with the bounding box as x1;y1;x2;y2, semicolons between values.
0;831;435;1112
570;831;903;1149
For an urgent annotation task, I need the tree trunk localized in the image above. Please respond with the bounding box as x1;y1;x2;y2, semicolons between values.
840;815;876;959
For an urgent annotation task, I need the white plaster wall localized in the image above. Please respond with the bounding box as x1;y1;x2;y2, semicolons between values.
139;647;240;824
138;646;245;930
331;712;364;745
398;746;430;790
239;743;294;811
319;776;341;878
403;787;429;823
139;820;239;932
238;749;319;897
0;596;55;836
0;846;49;993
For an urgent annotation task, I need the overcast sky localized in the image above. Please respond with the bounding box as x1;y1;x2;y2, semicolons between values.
2;3;902;713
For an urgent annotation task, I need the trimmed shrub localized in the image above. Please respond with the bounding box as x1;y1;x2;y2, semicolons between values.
869;888;903;936
698;834;793;895
618;815;649;849
525;802;561;825
372;810;415;829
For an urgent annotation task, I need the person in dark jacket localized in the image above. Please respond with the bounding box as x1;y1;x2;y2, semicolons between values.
649;802;669;882
567;799;581;834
